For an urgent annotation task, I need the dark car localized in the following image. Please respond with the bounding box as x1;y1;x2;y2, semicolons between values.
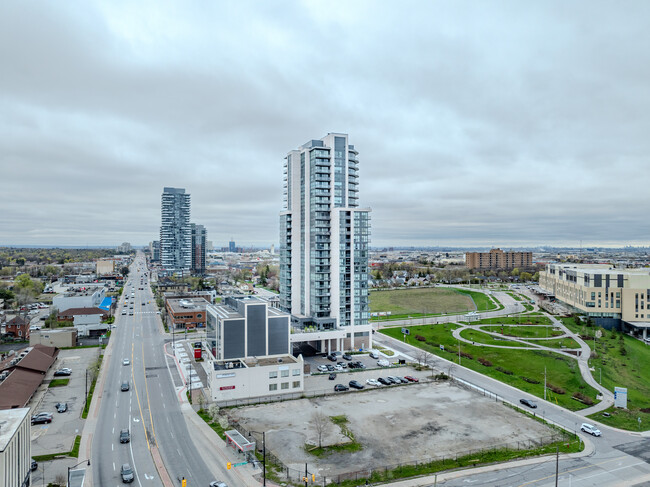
329;373;337;380
386;376;399;384
334;384;349;392
404;375;419;383
31;459;38;471
520;398;538;409
55;402;68;413
121;381;130;391
327;354;337;362
31;413;53;425
53;368;72;376
121;463;134;483
395;376;409;384
377;377;391;385
342;353;352;361
326;364;335;371
348;361;358;369
120;428;130;443
349;380;364;390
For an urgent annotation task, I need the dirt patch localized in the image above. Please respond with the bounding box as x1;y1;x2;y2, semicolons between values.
228;381;556;478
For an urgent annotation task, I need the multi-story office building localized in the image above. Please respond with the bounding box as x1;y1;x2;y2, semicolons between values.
160;187;191;275
540;263;650;338
466;248;533;270
0;408;31;487
190;223;207;274
229;239;236;253
280;133;371;353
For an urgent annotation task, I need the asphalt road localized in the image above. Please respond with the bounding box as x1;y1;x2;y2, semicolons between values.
374;328;650;486
91;255;217;487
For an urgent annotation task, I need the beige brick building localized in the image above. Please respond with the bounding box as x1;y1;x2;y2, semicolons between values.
539;263;650;338
465;248;532;270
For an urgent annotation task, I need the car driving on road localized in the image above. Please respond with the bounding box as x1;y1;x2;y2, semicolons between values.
55;402;68;413
520;398;537;409
120;463;134;483
120;428;130;443
581;423;602;437
121;381;130;391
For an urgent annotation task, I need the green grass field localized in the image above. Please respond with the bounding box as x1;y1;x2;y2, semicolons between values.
459;328;527;347
472;315;554;326
482;325;562;339
455;288;501;311
382;324;600;411
534;337;581;350
586;333;650;430
49;379;69;388
370;287;476;318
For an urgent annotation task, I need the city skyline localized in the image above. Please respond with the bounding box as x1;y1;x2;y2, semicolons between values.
2;2;650;248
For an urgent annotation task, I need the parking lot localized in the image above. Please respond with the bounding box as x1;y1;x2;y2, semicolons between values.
228;380;557;478
31;347;102;456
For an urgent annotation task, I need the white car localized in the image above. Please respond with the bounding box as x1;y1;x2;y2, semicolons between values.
580;423;601;437
123;358;130;366
317;365;329;372
377;359;390;367
334;364;343;371
366;379;381;386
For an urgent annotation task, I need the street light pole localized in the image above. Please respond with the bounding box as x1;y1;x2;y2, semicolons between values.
248;430;266;486
67;459;90;487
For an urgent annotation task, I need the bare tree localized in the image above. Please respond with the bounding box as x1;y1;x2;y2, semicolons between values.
446;363;456;379
311;411;331;449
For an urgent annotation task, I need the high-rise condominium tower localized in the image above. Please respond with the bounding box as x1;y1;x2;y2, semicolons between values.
160;187;191;274
280;133;371;352
190;223;207;274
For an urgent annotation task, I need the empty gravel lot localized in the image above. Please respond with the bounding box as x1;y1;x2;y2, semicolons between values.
228;380;556;478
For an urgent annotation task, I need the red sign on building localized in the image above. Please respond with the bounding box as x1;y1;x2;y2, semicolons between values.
220;385;235;391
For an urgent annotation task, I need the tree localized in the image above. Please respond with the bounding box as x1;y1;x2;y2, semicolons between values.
120;266;130;277
0;288;14;309
311;411;331;449
519;271;532;282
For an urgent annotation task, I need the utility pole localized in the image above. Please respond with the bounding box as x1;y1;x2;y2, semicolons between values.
458;339;461;365
554;445;559;487
544;367;547;401
305;463;308;487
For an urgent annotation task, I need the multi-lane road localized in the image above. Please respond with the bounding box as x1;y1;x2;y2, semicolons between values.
91;254;219;487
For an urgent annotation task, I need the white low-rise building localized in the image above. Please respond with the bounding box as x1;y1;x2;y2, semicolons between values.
0;408;31;487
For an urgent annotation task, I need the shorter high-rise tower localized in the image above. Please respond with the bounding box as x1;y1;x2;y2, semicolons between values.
190;223;207;275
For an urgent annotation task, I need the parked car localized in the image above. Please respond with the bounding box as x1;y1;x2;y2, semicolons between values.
342;353;352;361
369;350;379;359
209;481;228;487
55;402;68;413
317;365;328;372
326;364;335;371
327;354;337;362
520;398;538;409
329;373;337;380
377;377;391;385
404;376;419;383
121;463;135;483
366;379;380;386
386;376;400;384
121;381;130;391
53;368;72;376
31;413;53;425
334;364;343;371
334;384;349;392
395;376;409;384
337;361;348;368
349;380;364;390
377;359;390;367
120;428;130;443
31;459;38;471
581;423;601;437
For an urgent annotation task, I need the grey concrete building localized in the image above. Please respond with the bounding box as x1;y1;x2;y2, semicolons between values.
190;223;207;275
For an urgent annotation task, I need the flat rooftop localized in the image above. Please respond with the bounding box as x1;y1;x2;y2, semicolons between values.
213;355;298;371
0;408;30;452
167;298;208;313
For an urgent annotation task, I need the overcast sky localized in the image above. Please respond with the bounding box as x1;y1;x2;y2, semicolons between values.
1;1;649;249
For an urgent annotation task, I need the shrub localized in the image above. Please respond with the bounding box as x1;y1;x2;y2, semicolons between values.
434;373;449;380
477;358;492;367
415;334;426;342
521;376;540;384
496;366;513;375
547;383;565;394
619;345;627;356
460;351;473;360
572;392;594;405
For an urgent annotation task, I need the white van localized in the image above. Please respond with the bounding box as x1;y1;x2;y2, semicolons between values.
580;423;601;437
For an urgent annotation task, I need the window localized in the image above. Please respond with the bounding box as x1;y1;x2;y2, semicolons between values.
269;371;278;379
281;382;289;390
269;384;277;391
281;369;289;378
292;369;301;376
293;381;301;388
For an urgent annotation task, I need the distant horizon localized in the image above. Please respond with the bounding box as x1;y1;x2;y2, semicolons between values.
2;243;650;251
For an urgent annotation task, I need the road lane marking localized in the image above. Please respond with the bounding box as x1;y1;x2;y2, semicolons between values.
131;343;151;451
141;342;158;447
